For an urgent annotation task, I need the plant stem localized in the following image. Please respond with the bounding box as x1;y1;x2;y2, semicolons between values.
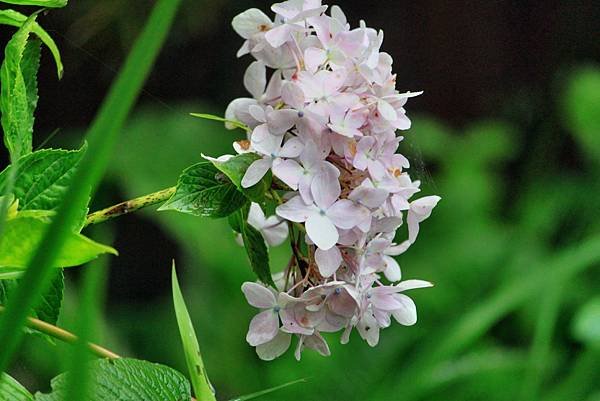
85;186;175;227
0;305;119;359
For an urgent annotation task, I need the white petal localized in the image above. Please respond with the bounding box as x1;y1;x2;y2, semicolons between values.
241;158;272;188
272;159;302;190
244;61;267;99
276;196;316;223
395;279;433;292
256;331;291;361
383;255;402;282
247;202;267;229
232;8;272;39
377;99;398;121
241;282;277;308
315;246;342;277
246;310;279;346
261;217;289;246
281;82;306;110
311;167;341;210
267;109;297;135
305;214;338;250
278;137;304;158
327;200;370;230
303;332;331;357
391;294;417;326
264;24;293;48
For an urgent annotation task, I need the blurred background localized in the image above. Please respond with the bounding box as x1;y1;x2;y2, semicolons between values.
2;0;600;400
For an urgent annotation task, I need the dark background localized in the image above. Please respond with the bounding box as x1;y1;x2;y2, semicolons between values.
3;1;600;400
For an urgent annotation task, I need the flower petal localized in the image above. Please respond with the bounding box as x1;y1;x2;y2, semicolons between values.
278;137;304;158
232;8;272;39
244;61;266;99
276;195;316;222
311;167;341;210
315;246;342;277
327;200;370;230
391;294;417;326
306;213;338;250
241;282;276;308
272;158;302;190
246;310;279;346
241;157;272;188
382;255;402;282
255;331;292;361
267;109;298;135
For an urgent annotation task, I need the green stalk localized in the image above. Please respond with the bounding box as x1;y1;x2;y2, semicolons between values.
0;305;119;359
84;186;175;227
0;0;182;372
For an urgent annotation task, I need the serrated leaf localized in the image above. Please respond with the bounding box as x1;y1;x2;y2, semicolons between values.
0;13;38;160
0;147;86;212
34;358;191;401
0;216;117;268
564;66;600;160
231;208;275;287
159;162;248;218
0;270;63;325
0;373;33;401
0;147;85;213
0;9;64;78
209;153;272;202
0;0;67;7
172;264;216;401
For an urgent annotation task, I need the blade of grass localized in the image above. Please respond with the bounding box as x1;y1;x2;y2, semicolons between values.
372;234;600;400
172;263;216;401
518;277;564;401
229;378;308;401
65;225;110;401
0;0;182;372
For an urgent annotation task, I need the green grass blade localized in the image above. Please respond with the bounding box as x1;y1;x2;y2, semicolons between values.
0;0;182;373
172;263;217;401
0;0;67;8
229;378;307;401
64;229;108;401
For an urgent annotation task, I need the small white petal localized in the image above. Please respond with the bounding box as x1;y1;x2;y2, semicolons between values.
241;282;276;308
306;213;338;250
391;294;417;326
231;8;272;39
247;310;279;346
241;158;272;188
244;61;267;99
256;331;291;361
315;246;342;277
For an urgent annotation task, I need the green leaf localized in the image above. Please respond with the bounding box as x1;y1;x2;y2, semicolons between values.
0;216;117;268
231;208;275;287
0;147;86;212
0;0;182;372
209;153;272;202
34;358;191;401
172;264;217;401
0;9;64;78
0;269;63;325
159;162;248;218
0;373;33;401
564;66;600;160
0;13;38;161
572;296;600;347
0;0;67;7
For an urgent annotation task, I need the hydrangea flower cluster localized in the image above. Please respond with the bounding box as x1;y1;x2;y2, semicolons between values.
222;1;440;361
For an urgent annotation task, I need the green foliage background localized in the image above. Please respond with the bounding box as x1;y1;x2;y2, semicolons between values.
1;1;599;400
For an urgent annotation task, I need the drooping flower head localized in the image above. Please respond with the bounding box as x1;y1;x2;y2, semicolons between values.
224;0;440;361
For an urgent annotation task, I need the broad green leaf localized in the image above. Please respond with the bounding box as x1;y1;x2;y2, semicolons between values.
0;269;63;325
231;208;275;287
209;153;272;202
0;373;33;401
0;9;63;77
572;296;600;347
0;0;182;372
0;0;67;7
34;358;191;401
0;147;86;211
564;66;600;160
0;216;116;268
172;264;216;401
159;162;248;218
0;13;38;160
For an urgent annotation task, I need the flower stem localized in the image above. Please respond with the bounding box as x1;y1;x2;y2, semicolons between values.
84;186;175;227
0;305;119;359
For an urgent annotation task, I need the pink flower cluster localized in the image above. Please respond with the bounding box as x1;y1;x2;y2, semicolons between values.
226;1;440;360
